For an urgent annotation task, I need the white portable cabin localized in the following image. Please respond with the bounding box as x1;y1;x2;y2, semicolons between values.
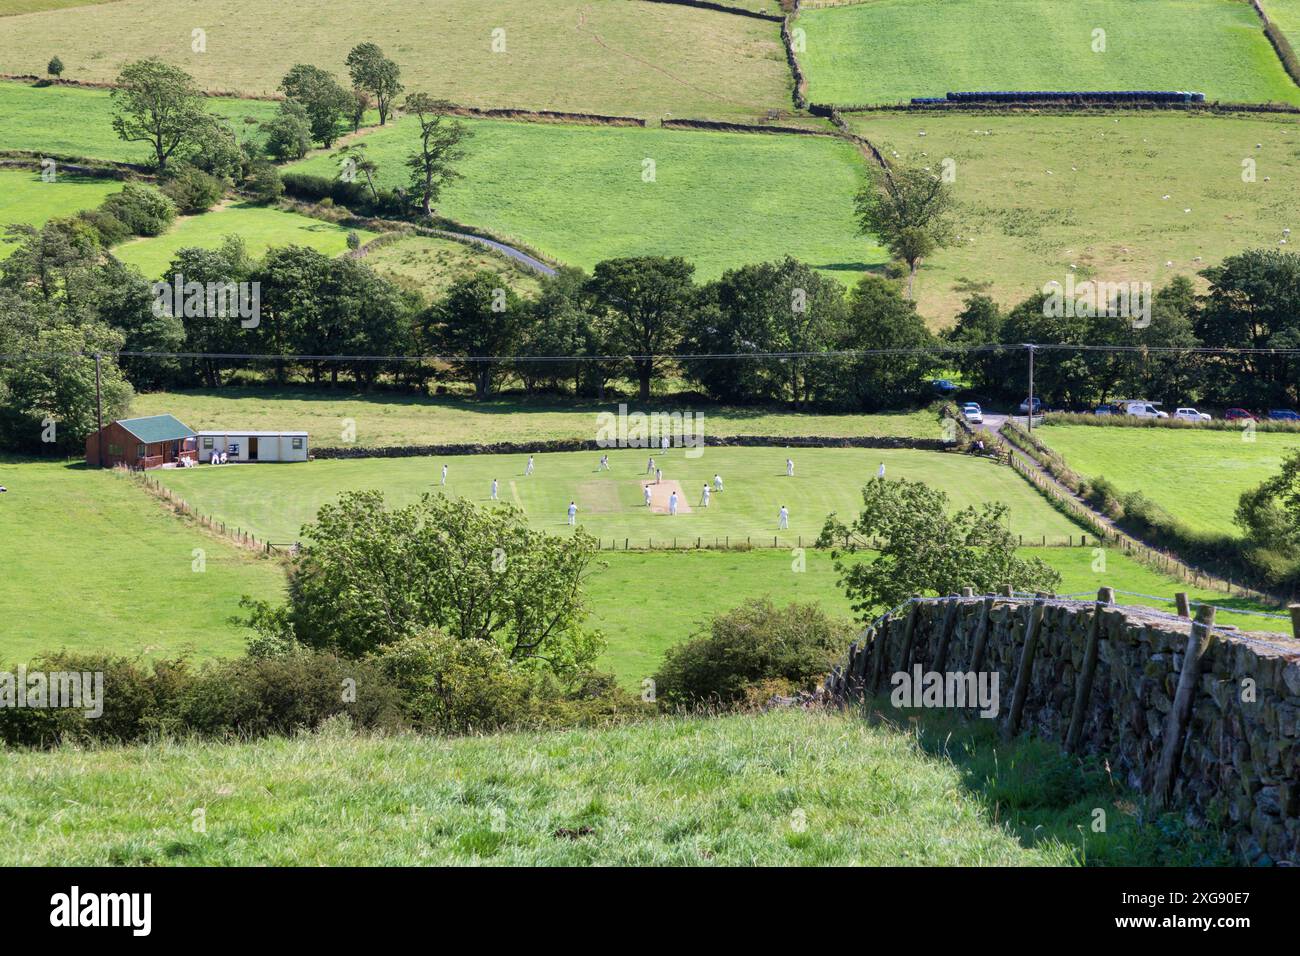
197;430;309;463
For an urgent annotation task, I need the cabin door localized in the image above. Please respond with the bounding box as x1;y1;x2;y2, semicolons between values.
248;436;259;460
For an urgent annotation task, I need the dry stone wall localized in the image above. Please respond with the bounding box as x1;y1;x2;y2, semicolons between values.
831;595;1300;864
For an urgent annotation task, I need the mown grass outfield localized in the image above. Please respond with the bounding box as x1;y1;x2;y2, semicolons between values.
289;118;881;282
0;707;1197;866
361;233;543;300
152;446;1085;544
0;458;1283;684
0;168;119;250
0;0;792;121
1034;423;1300;537
128;389;941;447
111;202;378;278
798;0;1300;106
0;81;277;164
846;110;1300;323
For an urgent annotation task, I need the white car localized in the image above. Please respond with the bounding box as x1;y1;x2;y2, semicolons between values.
962;402;983;424
1124;402;1168;419
1174;407;1211;422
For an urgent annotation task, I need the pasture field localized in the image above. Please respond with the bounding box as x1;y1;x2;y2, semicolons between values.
798;0;1300;106
151;446;1085;544
128;390;940;447
288;118;881;283
1034;424;1300;537
0;81;278;164
0;709;1087;866
846;110;1300;323
1262;0;1300;45
361;234;543;300
0;168;119;248
0;0;791;121
0;459;283;664
111;202;379;278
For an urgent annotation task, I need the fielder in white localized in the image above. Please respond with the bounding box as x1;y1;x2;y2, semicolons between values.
661;435;669;453
713;473;723;492
668;491;678;515
490;478;499;500
700;484;710;507
646;456;656;475
877;462;886;478
644;484;652;507
440;464;447;486
567;501;578;525
786;458;794;477
525;455;534;476
598;454;609;471
778;505;789;529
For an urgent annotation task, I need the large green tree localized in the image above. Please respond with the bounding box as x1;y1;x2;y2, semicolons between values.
854;164;955;299
110;59;210;171
402;93;471;217
279;64;352;148
424;270;523;398
345;42;403;126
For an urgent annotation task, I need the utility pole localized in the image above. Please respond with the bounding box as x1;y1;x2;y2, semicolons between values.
93;351;104;468
1026;343;1036;433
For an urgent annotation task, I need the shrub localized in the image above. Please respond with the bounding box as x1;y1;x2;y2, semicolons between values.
101;183;176;237
261;100;313;161
653;599;853;708
346;230;361;250
159;165;225;214
77;206;131;246
47;56;63;78
245;159;284;205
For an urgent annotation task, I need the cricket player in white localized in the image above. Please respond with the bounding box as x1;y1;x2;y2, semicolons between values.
646;456;655;475
786;458;794;477
668;491;678;515
567;501;578;525
877;462;886;478
778;505;789;529
655;468;662;485
700;485;710;507
440;464;447;486
661;435;669;453
598;454;609;471
525;456;534;476
713;474;723;492
491;478;499;500
644;484;652;507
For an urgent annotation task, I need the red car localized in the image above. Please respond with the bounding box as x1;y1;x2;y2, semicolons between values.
1224;408;1256;422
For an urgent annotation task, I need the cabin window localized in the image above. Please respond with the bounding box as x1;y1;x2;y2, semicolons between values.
108;443;123;456
137;443;147;459
292;437;303;449
203;437;214;450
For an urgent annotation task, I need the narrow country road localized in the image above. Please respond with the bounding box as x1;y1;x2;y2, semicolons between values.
436;229;557;277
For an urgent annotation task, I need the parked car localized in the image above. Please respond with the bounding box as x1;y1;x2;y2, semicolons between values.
962;402;983;424
1173;407;1211;422
1123;401;1168;419
1093;403;1122;416
1224;408;1256;422
931;379;958;395
1018;397;1043;414
1268;409;1300;422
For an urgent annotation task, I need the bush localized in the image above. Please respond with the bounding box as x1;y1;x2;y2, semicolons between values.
245;160;284;205
346;230;361;250
653;599;853;708
160;165;225;214
77;206;131;246
261;100;313;161
47;56;63;78
100;183;176;237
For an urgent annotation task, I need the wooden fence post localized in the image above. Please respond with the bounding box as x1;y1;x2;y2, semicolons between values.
873;601;917;693
897;599;923;674
1289;603;1300;637
1175;592;1190;619
931;596;961;673
1152;603;1217;809
1004;593;1048;739
1065;586;1114;754
966;597;994;674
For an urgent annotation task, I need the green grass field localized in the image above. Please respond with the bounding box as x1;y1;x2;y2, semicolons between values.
111;202;378;278
0;709;1088;865
0;167;119;251
151;446;1085;545
289;117;881;282
799;0;1300;106
0;459;283;663
361;233;542;300
1262;0;1300;46
1034;423;1300;537
0;80;278;164
129;389;940;447
845;110;1300;323
0;0;791;121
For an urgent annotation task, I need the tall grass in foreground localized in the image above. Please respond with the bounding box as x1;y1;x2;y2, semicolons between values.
0;709;1228;865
